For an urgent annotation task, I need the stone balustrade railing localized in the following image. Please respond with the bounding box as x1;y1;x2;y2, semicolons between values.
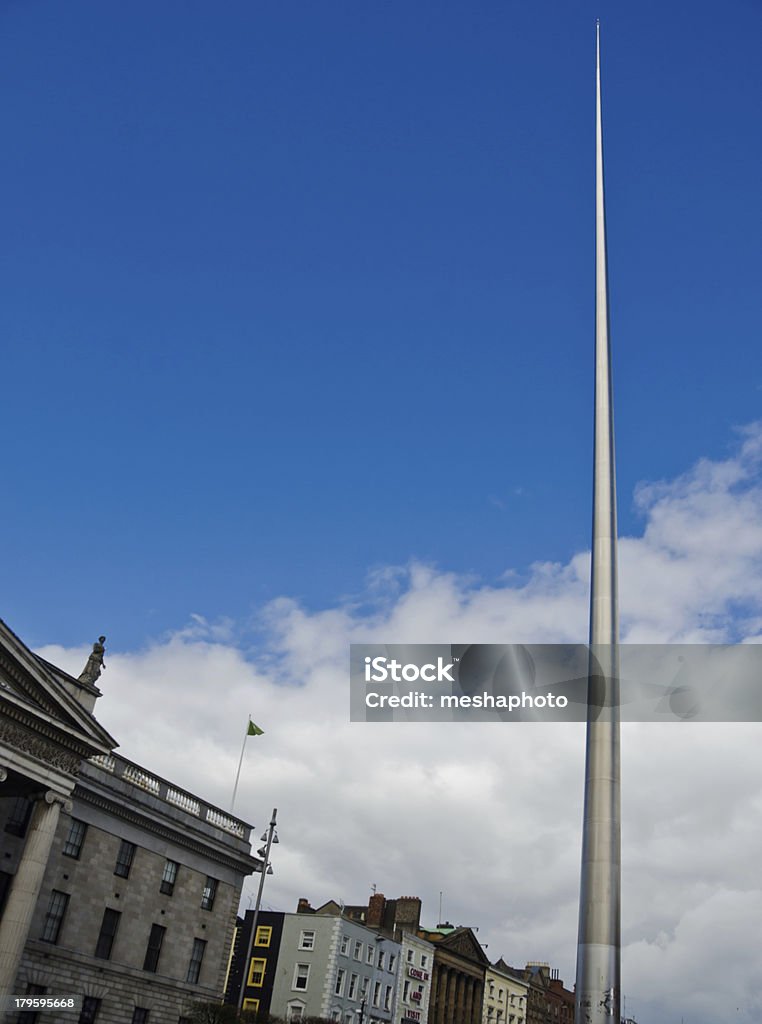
88;752;248;840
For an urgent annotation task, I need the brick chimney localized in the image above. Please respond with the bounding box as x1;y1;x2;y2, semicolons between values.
367;893;386;928
394;897;422;933
296;898;314;913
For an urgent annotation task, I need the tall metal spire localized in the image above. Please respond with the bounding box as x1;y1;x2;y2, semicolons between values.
575;21;621;1024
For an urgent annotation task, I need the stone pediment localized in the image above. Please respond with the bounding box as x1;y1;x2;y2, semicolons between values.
0;618;116;775
438;928;491;966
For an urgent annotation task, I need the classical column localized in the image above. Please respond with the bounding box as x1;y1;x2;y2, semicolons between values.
433;964;445;1024
441;968;452;1024
464;978;474;1024
448;966;460;1024
449;970;460;1024
0;791;70;996
474;980;482;1024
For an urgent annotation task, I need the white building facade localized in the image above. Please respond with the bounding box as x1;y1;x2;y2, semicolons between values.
393;932;434;1024
483;963;529;1024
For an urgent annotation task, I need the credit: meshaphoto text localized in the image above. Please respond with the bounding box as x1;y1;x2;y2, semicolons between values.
364;691;569;710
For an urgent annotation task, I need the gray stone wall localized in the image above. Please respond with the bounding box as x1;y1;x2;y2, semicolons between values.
9;761;257;1023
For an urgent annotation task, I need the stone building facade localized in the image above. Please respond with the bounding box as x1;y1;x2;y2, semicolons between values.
416;927;489;1024
0;618;259;1023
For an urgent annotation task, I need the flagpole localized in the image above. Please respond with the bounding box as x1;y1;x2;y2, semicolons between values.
230;715;250;812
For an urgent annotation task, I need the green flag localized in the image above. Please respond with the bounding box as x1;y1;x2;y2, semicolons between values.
247;719;264;737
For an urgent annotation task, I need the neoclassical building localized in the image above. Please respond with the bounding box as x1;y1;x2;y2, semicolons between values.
416;926;489;1024
0;619;258;1023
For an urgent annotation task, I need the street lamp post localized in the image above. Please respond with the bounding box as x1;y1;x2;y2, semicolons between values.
238;808;278;1012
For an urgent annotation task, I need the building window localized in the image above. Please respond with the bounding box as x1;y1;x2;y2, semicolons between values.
247;957;266;987
407;949;414;963
340;935;350;955
114;840;136;878
420;955;428;969
5;796;32;837
131;1011;149;1024
388;954;396;973
299;929;315;950
403;981;410;1003
243;1000;260;1014
384;985;392;1011
160;860;179;895
0;871;11;917
41;890;69;943
345;1015;353;1024
62;818;87;858
94;908;121;960
348;974;358;1000
353;940;363;960
366;946;374;965
187;938;207;984
18;983;46;1024
78;998;101;1024
335;968;346;996
293;964;310;991
360;978;369;1001
378;951;385;971
143;924;166;972
201;876;217;910
255;925;272;947
373;982;381;1007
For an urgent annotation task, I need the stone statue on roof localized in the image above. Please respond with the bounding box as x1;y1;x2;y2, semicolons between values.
78;635;106;686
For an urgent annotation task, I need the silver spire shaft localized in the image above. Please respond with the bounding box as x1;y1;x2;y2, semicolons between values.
575;22;621;1024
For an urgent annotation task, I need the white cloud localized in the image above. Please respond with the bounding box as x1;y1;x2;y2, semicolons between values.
37;422;762;1024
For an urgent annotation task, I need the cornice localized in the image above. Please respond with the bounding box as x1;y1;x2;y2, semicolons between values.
1;650;60;718
75;785;258;876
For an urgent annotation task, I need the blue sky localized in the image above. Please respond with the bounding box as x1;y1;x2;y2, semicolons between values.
2;0;761;650
6;6;762;1019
